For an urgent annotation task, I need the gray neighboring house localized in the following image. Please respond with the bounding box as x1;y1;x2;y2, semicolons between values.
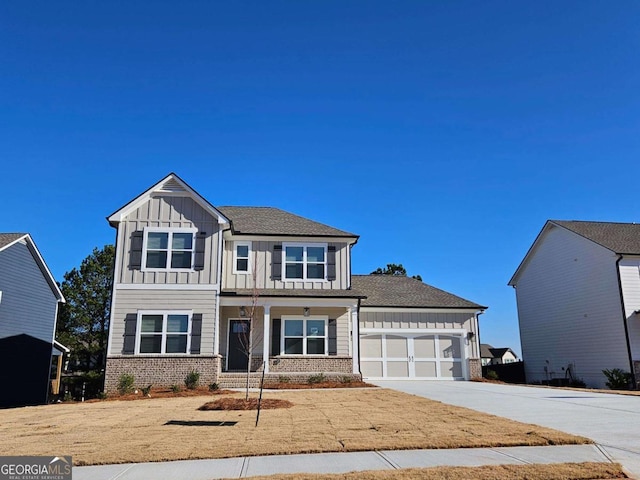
509;220;640;389
103;173;486;391
0;233;66;407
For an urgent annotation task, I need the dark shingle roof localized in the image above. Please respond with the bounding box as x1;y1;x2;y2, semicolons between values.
552;220;640;254
352;275;486;309
480;343;494;358
218;206;357;238
221;288;364;299
0;233;27;249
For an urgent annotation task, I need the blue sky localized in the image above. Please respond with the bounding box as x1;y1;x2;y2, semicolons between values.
2;2;639;355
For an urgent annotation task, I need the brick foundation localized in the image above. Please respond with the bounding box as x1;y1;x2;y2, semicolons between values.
104;356;221;393
268;356;354;374
468;358;482;380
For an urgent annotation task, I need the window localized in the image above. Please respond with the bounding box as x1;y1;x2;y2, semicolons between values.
233;241;251;274
137;312;191;354
283;244;327;281
282;317;327;355
143;228;196;270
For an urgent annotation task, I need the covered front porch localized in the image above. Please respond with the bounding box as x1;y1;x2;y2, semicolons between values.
217;294;361;378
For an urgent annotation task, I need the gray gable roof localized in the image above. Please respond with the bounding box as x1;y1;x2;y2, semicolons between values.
0;233;27;250
552;220;640;254
218;206;357;238
352;275;486;309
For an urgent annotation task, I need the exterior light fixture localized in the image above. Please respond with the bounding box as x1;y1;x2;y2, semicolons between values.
303;307;310;317
239;306;247;317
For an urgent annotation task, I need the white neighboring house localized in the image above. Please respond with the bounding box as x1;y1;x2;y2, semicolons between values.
480;344;518;366
509;220;640;389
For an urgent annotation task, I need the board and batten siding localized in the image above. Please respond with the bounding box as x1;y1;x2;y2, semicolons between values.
359;310;478;357
219;306;350;357
109;289;217;355
0;241;58;343
514;225;628;389
618;256;640;361
116;195;221;285
222;240;350;290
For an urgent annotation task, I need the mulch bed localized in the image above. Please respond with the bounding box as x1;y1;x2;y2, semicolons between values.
199;398;294;411
96;387;235;402
265;381;375;389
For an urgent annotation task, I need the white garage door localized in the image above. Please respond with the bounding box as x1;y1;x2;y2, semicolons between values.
360;333;465;379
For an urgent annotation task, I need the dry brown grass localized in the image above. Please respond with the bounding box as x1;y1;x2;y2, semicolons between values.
0;389;589;466
198;398;294;410
241;462;627;480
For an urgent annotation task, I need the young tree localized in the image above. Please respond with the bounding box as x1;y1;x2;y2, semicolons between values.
371;263;422;281
56;245;115;374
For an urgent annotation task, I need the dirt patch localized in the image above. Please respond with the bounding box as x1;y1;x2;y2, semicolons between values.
199;398;293;410
0;389;590;465
241;462;627;480
265;381;374;389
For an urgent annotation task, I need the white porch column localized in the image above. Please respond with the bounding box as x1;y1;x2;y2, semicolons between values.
351;305;360;374
263;305;271;373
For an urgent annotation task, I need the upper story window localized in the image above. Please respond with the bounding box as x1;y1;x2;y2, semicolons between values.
137;311;191;354
142;228;196;270
233;241;252;274
283;243;327;281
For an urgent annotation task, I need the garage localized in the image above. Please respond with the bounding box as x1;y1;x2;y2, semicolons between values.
360;332;466;379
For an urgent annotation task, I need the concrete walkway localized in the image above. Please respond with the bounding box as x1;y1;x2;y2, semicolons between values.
375;380;640;478
75;444;611;480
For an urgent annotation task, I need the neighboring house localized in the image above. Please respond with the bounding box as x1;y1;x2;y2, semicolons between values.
509;220;640;389
480;344;518;366
0;233;66;407
103;174;486;391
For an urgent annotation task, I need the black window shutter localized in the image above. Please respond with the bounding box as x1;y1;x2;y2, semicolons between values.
130;231;144;270
271;318;281;356
272;244;282;280
193;233;206;271
123;314;138;354
190;314;203;354
328;318;337;355
327;246;337;281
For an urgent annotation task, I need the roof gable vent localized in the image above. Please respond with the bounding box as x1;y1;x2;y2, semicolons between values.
156;178;186;193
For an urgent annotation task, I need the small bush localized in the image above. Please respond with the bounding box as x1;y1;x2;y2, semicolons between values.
339;375;353;384
308;373;327;384
208;382;219;391
141;385;152;397
485;370;499;381
602;368;633;390
277;375;291;383
96;391;108;400
184;370;200;390
117;373;135;395
170;384;181;393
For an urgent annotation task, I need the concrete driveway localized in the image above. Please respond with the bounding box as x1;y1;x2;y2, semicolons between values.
374;380;640;478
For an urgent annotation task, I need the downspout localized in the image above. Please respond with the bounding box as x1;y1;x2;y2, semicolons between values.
475;310;484;359
615;255;637;389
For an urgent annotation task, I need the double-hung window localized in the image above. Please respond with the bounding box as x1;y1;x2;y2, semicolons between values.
233;241;251;274
282;316;327;355
137;311;191;354
283;244;327;281
143;228;196;270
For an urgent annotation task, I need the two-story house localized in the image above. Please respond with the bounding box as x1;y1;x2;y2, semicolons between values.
104;174;485;391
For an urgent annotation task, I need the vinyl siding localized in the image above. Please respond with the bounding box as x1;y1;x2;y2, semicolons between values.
108;289;217;355
619;256;640;360
116;195;221;285
222;240;350;290
359;310;477;357
0;241;58;343
219;306;350;358
514;225;628;388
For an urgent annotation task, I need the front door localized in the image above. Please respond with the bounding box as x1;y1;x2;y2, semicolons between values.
227;319;250;371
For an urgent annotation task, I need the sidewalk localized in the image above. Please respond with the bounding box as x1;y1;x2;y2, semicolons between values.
75;444;613;480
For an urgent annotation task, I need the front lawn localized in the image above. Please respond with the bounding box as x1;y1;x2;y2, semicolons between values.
0;388;589;466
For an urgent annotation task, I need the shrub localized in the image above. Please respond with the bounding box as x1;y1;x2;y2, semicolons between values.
184;370;200;390
208;382;219;391
170;384;181;393
117;373;135;395
141;385;152;397
277;375;291;384
602;368;633;390
339;375;353;384
485;370;499;381
308;373;327;384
